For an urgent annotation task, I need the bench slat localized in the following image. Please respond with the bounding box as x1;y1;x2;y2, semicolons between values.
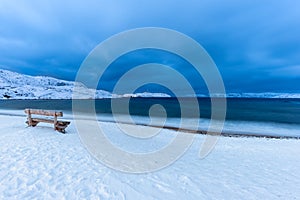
57;121;71;125
25;109;63;117
32;118;54;124
31;118;70;125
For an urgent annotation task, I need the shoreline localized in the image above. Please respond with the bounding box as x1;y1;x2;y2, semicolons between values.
1;109;299;140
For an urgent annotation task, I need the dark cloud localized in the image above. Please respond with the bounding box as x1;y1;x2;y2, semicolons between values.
0;0;299;93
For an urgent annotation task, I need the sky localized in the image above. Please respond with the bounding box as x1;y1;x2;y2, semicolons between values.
0;0;299;93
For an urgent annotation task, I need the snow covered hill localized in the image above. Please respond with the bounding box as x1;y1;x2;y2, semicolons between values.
0;69;112;99
0;69;170;99
1;69;299;99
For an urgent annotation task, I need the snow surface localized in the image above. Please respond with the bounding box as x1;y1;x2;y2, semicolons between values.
1;110;300;199
121;115;300;138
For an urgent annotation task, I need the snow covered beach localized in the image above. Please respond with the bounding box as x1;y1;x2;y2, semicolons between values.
1;110;300;199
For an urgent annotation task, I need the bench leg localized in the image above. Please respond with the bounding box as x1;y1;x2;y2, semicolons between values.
26;120;39;127
27;112;32;126
55;127;66;134
54;116;57;130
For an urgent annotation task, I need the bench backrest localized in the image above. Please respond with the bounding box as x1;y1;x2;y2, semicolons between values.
25;109;63;117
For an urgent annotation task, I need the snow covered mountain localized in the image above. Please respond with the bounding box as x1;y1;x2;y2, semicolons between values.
0;69;170;99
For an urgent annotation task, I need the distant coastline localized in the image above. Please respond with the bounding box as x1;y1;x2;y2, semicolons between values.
1;69;300;99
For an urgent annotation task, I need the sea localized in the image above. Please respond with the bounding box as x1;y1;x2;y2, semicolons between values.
1;98;300;138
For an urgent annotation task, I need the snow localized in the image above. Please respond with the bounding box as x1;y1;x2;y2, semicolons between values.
196;92;300;98
1;110;300;199
1;69;299;99
0;69;170;99
112;115;300;138
225;92;300;98
0;69;112;99
117;92;170;98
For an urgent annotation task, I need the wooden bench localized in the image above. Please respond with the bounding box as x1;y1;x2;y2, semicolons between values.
25;109;70;133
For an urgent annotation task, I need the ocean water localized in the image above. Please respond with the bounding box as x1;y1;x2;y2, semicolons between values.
0;98;300;137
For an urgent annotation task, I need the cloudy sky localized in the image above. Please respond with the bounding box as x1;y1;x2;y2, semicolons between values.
0;0;299;93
